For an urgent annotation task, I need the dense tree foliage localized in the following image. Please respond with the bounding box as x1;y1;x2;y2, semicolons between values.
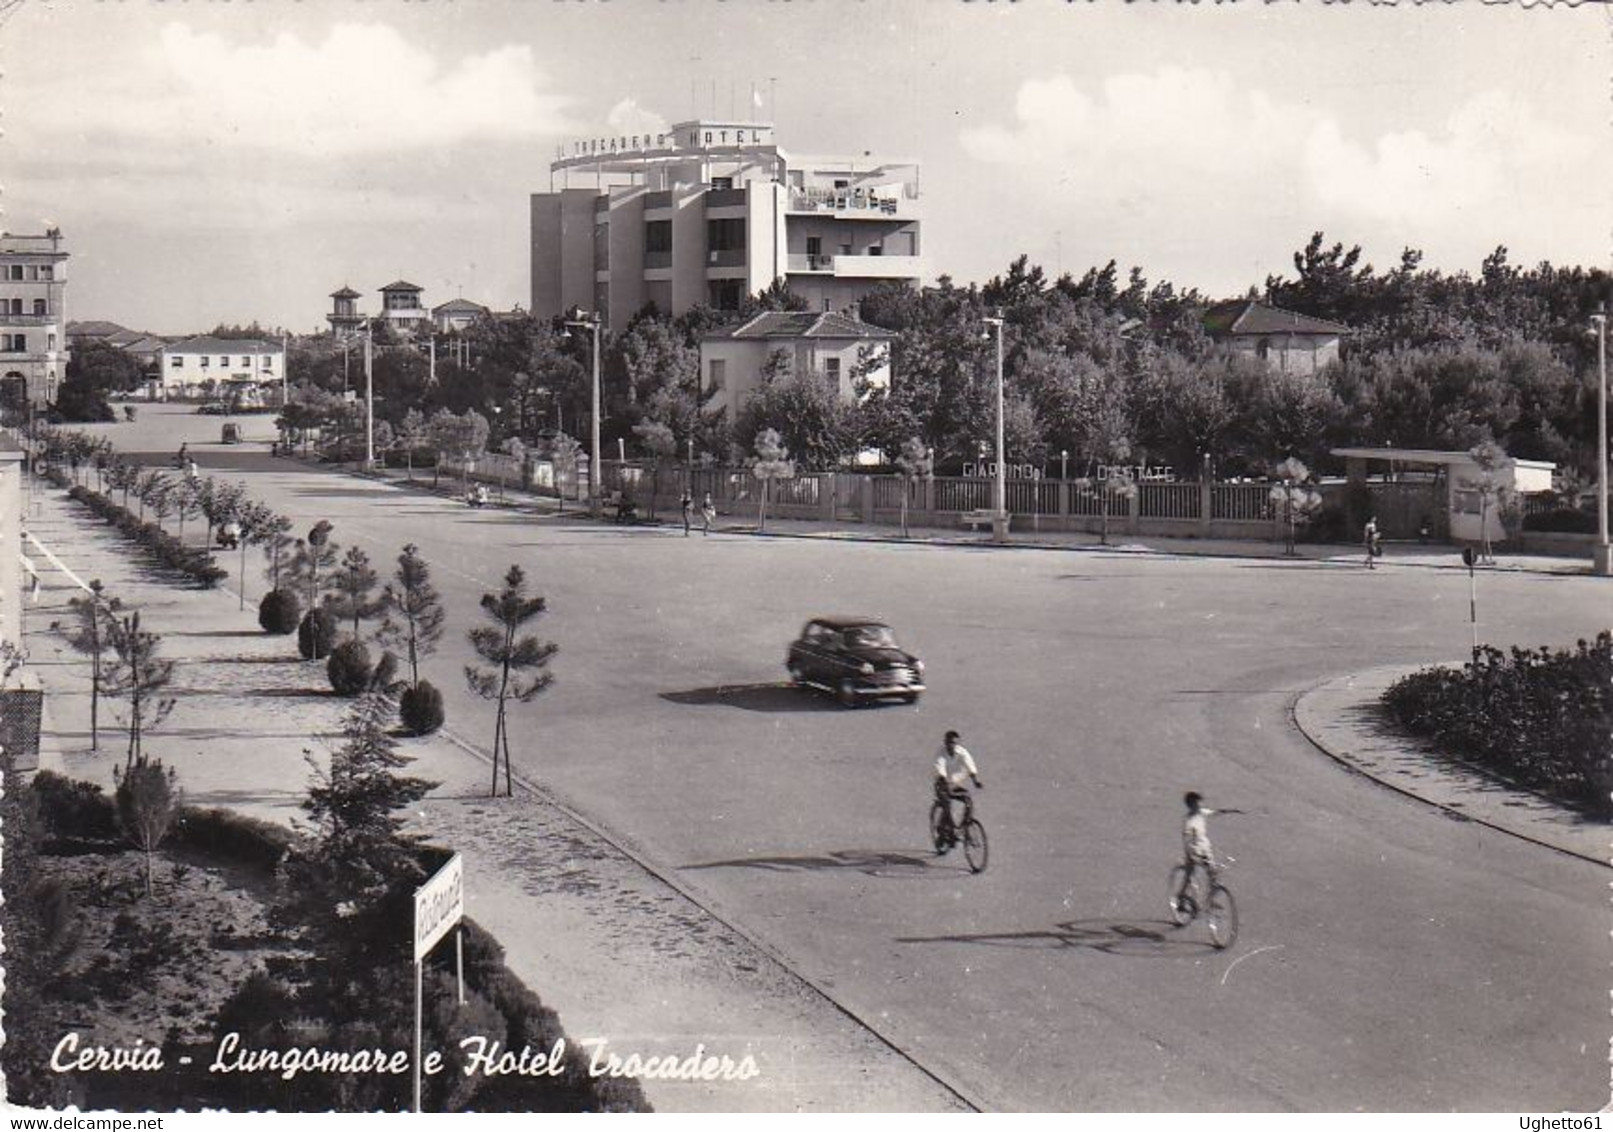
277;237;1609;481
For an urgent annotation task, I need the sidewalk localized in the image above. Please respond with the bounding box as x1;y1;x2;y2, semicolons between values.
1293;667;1610;867
20;487;970;1113
345;459;1593;577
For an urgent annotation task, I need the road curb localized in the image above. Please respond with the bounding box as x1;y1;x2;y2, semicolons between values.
1291;668;1610;869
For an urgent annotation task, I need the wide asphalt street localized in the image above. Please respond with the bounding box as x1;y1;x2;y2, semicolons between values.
85;407;1610;1111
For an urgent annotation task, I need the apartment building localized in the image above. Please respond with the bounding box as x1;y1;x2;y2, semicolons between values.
531;119;922;331
0;229;69;406
157;336;283;399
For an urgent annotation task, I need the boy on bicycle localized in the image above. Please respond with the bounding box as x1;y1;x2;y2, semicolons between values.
934;730;983;853
1179;791;1218;891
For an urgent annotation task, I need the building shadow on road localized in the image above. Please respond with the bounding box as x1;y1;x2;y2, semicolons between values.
897;917;1217;957
684;847;958;878
660;683;845;712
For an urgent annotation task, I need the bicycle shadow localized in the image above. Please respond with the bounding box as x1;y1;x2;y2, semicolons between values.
683;847;966;879
896;917;1220;956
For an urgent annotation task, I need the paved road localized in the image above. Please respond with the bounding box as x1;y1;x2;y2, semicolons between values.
78;410;1611;1110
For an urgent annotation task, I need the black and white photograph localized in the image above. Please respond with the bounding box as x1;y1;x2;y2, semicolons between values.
1;0;1609;1116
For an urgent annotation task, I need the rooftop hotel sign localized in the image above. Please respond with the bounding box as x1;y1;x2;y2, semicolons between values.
413;852;464;962
557;125;774;160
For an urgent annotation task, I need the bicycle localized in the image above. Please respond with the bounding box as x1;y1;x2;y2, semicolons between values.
930;791;989;873
1167;860;1236;949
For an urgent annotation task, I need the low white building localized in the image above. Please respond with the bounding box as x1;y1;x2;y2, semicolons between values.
699;311;894;424
1334;446;1554;545
157;336;283;399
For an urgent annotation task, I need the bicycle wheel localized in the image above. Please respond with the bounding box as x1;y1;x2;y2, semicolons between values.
962;819;989;873
1167;865;1195;926
929;801;950;852
1207;884;1238;950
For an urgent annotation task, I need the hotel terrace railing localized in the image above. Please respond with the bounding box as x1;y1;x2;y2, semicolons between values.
787;186;917;215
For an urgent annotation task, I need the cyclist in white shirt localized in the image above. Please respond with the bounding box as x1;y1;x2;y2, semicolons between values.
933;730;983;853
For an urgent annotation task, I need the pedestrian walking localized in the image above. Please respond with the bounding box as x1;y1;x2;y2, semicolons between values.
680;489;692;536
1364;516;1381;569
701;492;716;535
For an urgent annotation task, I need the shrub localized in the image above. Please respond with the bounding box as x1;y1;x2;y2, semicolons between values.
170;806;295;873
400;680;445;735
297;607;337;661
326;639;373;696
31;769;118;840
1383;631;1613;816
64;483;227;588
1523;507;1596;534
257;588;301;635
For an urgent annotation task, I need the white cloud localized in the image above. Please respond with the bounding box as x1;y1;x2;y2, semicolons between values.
28;21;573;157
1306;89;1598;226
958;70;1613;289
605;98;669;139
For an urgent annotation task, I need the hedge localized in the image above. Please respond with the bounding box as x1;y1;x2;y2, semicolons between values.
66;485;228;587
1382;632;1613;816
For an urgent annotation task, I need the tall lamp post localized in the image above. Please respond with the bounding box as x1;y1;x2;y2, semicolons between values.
564;308;603;516
1593;307;1611;575
982;311;1008;541
363;319;375;471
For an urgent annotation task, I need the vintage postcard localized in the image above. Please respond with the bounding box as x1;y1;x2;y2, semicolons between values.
1;0;1608;1117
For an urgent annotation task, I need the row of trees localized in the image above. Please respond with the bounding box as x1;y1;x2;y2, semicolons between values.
271;234;1609;494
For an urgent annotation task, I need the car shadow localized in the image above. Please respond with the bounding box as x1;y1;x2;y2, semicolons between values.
896;917;1218;956
659;682;849;712
683;847;959;878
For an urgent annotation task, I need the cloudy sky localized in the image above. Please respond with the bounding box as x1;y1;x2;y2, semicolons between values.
6;0;1609;335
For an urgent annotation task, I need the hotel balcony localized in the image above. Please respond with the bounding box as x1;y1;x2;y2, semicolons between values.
786;254;922;280
786;187;920;221
0;314;60;327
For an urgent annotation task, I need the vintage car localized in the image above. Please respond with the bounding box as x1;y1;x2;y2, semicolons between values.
786;616;925;706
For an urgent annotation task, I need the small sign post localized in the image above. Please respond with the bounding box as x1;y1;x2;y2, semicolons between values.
412;853;464;1113
1462;546;1479;663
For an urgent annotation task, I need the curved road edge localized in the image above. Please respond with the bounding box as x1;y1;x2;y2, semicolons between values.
1291;666;1610;869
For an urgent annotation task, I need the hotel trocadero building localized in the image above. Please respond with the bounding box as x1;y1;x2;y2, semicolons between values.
530;119;923;331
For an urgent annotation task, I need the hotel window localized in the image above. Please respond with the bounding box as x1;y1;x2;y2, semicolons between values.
706;217;746;253
262;356;273;370
200;356;210;368
171;356;183;368
825;357;841;381
240;357;250;368
48;334;56;350
6;334;23;351
33;299;46;316
26;266;37;281
711;177;733;190
645;220;672;254
7;266;21;281
40;266;52;280
707;358;726;393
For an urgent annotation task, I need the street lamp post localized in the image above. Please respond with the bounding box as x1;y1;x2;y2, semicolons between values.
565;309;603;516
982;311;1008;541
1593;308;1611;575
364;320;375;471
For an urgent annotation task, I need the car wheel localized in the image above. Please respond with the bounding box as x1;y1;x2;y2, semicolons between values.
903;692;920;705
787;662;806;688
838;678;858;707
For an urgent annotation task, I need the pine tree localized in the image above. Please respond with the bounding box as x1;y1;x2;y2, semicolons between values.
326;546;383;638
378;544;445;688
465;566;557;797
103;610;176;770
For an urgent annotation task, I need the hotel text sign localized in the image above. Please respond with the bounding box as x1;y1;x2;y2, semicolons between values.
413;852;464;961
559;127;772;160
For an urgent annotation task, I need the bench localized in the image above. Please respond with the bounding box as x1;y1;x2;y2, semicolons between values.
959;509;1001;531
